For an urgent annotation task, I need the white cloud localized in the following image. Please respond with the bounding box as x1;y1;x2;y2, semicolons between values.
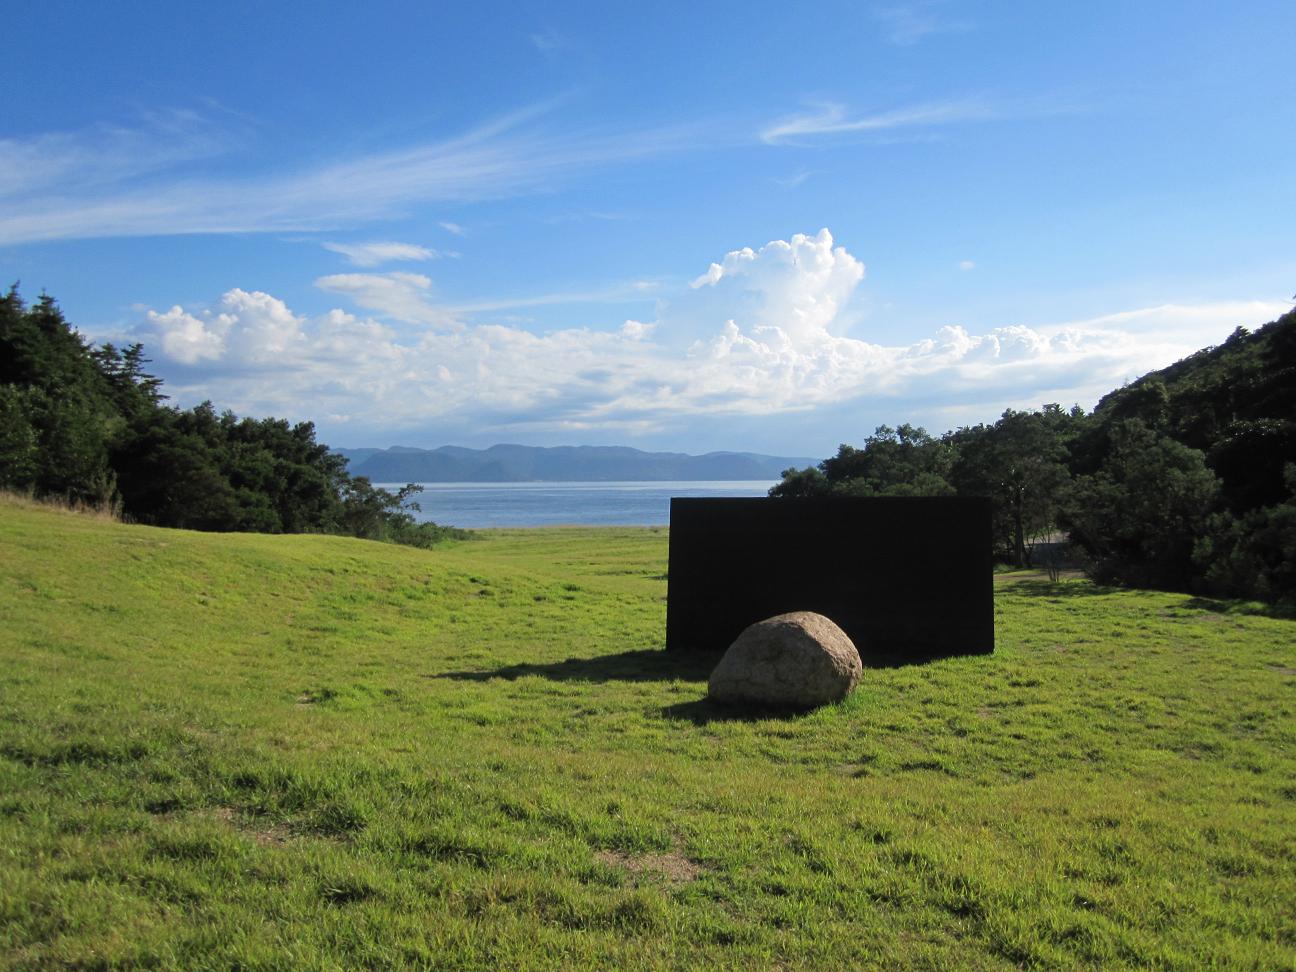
620;319;656;341
147;305;226;365
438;221;466;236
147;289;306;366
687;228;865;341
314;272;459;328
132;231;1289;444
958;259;976;270
323;241;441;267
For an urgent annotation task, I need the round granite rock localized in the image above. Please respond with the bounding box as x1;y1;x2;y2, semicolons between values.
708;611;862;709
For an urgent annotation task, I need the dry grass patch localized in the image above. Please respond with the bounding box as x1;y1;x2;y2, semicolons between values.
208;807;298;847
0;489;122;522
596;847;702;884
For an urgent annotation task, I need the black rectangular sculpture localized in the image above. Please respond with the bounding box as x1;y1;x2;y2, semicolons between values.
665;497;994;660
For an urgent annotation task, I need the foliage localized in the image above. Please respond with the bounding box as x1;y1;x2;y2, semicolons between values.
1061;420;1221;590
1;501;1293;968
1073;305;1296;596
339;476;472;547
0;385;42;491
0;285;465;547
0;289;119;503
1194;464;1296;601
1079;312;1296;504
111;402;350;533
948;406;1079;565
770;424;954;498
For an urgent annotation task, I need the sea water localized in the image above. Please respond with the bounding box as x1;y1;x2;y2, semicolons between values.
382;480;777;529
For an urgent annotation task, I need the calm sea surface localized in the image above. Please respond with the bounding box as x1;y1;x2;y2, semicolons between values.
380;480;777;529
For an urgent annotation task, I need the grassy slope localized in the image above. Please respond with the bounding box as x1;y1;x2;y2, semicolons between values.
1;498;1293;970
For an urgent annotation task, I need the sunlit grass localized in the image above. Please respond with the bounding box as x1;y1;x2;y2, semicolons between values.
1;498;1292;969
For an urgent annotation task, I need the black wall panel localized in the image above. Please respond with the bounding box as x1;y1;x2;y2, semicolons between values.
665;497;994;660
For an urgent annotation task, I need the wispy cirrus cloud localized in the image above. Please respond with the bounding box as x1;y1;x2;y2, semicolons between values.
0;103;705;245
313;270;658;320
322;240;445;267
761;98;996;145
0;108;237;199
530;28;573;58
773;169;816;188
871;2;971;46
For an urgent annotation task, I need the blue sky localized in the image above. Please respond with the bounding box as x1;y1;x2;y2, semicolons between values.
3;1;1293;457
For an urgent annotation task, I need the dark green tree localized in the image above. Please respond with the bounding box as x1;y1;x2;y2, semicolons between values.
772;424;954;498
1062;420;1220;590
0;385;39;489
1194;463;1296;602
768;464;829;498
949;406;1077;565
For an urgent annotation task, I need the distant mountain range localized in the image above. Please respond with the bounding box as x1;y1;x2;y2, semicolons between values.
334;444;818;483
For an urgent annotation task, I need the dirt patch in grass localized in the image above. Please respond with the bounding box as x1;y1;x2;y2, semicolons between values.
210;806;296;847
596;847;702;884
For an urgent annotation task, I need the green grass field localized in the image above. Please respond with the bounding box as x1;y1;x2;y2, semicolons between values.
1;497;1293;970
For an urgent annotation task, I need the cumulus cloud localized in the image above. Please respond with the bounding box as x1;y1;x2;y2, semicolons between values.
686;228;865;342
147;289;306;366
147;305;226;365
322;241;441;267
131;230;1288;443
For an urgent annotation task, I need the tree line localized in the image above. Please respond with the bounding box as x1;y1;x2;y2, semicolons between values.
0;287;467;547
772;307;1296;604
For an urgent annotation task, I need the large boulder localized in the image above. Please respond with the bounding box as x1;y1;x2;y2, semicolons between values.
708;611;862;709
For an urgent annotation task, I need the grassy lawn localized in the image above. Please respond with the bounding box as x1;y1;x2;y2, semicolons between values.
1;497;1293;969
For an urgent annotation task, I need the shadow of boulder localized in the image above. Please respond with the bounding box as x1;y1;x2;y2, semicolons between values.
659;697;818;725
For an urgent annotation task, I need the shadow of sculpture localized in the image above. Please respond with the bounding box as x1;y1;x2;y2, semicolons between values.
1182;596;1296;620
997;579;1121;599
430;648;715;685
1000;580;1294;619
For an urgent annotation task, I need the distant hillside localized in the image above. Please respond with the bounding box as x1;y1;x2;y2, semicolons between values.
1084;305;1296;512
334;444;817;482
